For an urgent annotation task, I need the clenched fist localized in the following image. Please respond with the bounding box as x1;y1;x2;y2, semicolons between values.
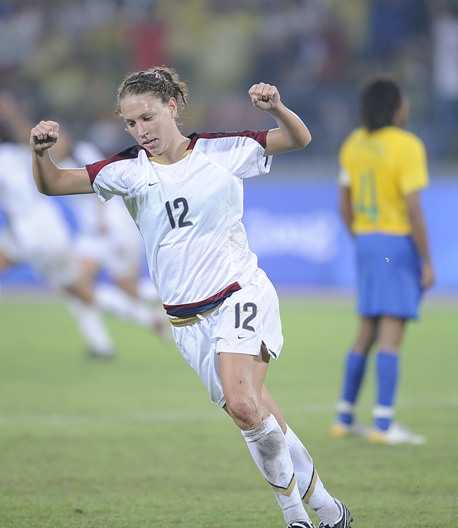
30;120;60;154
248;82;281;111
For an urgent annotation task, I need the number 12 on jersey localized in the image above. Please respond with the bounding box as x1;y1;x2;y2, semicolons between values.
234;302;257;332
165;198;193;229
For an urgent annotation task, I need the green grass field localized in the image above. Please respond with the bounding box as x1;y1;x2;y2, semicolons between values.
0;293;457;527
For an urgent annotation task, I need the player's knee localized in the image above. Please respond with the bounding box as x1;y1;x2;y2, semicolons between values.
225;393;262;431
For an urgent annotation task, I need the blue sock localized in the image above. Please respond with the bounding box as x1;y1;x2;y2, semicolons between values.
337;351;367;425
374;350;399;431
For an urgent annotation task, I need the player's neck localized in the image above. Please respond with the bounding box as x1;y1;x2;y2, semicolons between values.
150;135;191;165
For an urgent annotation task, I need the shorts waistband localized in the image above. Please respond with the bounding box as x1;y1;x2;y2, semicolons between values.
168;302;223;327
164;281;241;318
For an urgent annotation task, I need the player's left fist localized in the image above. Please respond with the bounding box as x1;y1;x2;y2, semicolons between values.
248;82;280;110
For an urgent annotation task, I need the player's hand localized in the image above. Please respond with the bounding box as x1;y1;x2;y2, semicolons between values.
30;120;60;154
249;82;281;111
421;262;435;290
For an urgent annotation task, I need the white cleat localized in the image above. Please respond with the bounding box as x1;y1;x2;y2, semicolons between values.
368;422;426;445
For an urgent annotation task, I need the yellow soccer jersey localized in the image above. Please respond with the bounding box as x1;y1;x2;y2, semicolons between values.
338;126;429;235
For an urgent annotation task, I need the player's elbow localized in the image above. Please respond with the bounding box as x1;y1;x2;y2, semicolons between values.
300;129;312;148
266;126;312;155
35;181;56;196
293;128;312;150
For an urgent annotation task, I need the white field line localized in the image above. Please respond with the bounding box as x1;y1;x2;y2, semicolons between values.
0;398;457;428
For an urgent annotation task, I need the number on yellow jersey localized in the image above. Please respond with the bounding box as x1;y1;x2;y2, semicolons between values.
355;170;378;222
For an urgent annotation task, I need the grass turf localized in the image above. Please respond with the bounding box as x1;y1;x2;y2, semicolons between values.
0;293;457;527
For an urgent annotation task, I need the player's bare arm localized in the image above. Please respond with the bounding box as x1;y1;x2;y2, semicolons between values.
30;120;94;196
248;82;311;156
339;186;354;236
406;191;435;289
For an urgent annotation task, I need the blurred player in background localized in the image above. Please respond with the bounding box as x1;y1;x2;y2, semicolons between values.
29;66;352;528
330;76;435;445
49;125;165;351
50;125;159;299
0;93;166;358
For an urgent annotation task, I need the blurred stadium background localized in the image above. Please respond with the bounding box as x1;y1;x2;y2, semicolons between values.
0;0;457;295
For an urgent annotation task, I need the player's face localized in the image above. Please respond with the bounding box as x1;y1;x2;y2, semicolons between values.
120;93;178;157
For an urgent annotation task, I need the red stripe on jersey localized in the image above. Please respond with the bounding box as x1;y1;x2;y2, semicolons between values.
85;145;145;184
187;130;268;150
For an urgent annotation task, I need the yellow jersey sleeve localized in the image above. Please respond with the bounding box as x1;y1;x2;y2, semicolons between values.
398;133;428;195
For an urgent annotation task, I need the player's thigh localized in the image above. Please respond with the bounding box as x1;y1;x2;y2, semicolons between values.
377;316;406;352
219;349;270;428
115;275;140;298
352;316;378;354
219;348;269;401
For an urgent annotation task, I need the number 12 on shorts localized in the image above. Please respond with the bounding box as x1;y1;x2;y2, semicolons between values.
234;302;257;332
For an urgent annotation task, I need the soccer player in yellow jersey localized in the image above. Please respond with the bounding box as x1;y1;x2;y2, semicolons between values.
330;76;435;445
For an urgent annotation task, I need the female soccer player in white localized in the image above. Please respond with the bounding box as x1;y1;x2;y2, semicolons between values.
29;66;352;528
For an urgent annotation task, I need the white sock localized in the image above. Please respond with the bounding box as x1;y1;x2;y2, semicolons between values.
242;415;311;525
285;425;341;526
67;296;114;356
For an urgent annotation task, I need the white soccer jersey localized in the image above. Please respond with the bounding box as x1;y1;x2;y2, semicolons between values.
87;131;272;313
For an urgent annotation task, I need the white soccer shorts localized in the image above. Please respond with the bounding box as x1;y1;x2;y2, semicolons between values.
171;268;284;406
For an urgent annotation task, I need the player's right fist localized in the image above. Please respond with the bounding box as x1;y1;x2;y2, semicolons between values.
30;120;60;153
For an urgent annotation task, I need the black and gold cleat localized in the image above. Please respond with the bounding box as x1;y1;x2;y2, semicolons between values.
318;502;352;528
